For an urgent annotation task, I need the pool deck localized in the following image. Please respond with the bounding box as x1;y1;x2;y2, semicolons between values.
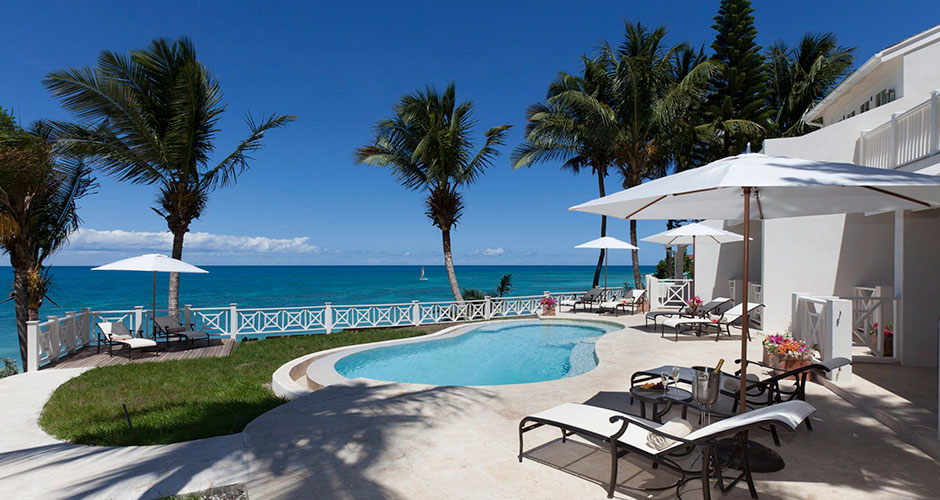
1;311;938;499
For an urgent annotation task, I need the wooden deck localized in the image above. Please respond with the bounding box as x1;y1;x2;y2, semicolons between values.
42;338;235;369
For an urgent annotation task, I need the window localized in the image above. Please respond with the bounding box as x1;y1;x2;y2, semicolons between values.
860;101;870;113
875;89;896;107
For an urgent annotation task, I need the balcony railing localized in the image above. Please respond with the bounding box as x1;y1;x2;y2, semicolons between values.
858;90;940;169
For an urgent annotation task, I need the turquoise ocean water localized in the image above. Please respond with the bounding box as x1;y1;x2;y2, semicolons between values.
0;264;653;367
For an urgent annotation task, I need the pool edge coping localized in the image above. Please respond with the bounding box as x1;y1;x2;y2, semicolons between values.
284;317;626;394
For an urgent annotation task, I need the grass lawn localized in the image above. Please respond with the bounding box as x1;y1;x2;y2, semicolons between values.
39;325;442;446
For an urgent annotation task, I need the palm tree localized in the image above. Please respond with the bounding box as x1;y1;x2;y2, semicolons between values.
766;33;855;137
512;58;618;288
558;22;715;288
356;83;511;301
43;37;294;313
494;274;513;297
0;108;94;370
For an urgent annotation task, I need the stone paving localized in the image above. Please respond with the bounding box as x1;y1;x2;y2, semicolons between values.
1;312;938;499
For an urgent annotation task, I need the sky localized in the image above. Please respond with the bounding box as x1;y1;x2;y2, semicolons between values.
2;1;936;266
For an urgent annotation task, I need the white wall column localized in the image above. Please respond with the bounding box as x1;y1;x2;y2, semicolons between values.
894;211;905;364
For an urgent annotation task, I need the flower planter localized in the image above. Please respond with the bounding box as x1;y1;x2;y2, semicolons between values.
542;305;556;316
765;355;811;380
883;335;894;357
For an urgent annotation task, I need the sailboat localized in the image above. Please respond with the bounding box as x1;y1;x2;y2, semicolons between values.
418;267;428;281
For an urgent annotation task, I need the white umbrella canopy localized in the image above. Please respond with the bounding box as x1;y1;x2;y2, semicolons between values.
571;153;940;412
574;236;640;250
92;253;209;274
642;223;744;298
574;236;639;289
641;222;744;246
93;254;208;337
571;153;940;220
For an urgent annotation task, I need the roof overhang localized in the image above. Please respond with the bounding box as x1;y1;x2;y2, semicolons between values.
803;24;940;124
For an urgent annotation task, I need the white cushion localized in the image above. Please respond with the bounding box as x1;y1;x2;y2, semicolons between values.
116;338;157;349
647;418;693;451
662;317;716;329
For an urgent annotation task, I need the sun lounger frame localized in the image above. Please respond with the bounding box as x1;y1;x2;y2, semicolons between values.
519;401;815;499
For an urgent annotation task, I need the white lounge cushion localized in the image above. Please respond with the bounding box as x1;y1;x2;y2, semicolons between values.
115;338;157;349
647;418;693;451
600;300;629;308
662;317;717;329
527;403;687;455
560;299;577;306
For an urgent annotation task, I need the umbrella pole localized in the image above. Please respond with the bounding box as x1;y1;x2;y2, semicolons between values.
692;236;696;299
604;249;608;290
740;188;751;414
152;270;156;340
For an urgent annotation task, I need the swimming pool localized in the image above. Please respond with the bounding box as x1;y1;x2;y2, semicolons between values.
333;320;619;386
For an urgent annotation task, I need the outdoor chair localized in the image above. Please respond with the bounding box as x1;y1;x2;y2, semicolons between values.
560;287;605;312
600;289;646;316
519;400;815;499
97;322;157;359
661;302;763;341
645;297;732;328
630;357;851;444
153;315;216;346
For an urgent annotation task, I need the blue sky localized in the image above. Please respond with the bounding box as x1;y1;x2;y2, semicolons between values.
2;1;935;266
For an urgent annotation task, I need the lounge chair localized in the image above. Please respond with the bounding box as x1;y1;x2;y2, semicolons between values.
154;315;216;346
519;400;815;499
630;357;851;442
661;302;764;341
599;289;646;316
645;297;732;328
97;322;157;359
560;287;605;312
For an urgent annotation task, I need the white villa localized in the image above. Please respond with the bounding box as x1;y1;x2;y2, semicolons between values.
692;24;940;442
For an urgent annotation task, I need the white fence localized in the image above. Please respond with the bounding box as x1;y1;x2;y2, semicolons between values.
25;291;591;372
846;286;898;359
858;90;940;169
645;276;692;309
791;293;853;381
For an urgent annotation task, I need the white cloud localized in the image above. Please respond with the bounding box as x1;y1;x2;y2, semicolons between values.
483;247;505;256
69;229;322;254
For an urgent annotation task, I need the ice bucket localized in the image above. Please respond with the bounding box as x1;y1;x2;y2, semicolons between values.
691;366;720;406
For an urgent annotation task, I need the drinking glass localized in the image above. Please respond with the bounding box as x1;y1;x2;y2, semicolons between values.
671;367;680;389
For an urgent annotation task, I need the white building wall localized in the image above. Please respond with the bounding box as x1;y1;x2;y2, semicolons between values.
901;209;940;366
690;220;760;303
757;42;940;365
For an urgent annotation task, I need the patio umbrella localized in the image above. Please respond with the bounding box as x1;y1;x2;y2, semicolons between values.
92;253;208;337
641;222;744;298
575;236;639;289
570;153;940;412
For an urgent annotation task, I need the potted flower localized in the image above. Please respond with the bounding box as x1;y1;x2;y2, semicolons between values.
685;296;704;315
870;322;894;357
762;333;814;378
540;296;557;316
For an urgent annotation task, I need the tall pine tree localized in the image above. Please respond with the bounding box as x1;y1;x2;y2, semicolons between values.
700;0;771;158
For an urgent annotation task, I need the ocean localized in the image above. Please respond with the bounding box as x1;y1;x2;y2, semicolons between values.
0;264;654;367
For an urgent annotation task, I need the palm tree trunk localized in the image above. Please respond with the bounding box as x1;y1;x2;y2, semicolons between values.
630;220;642;289
441;228;463;302
592;169;607;288
13;269;31;371
168;229;185;317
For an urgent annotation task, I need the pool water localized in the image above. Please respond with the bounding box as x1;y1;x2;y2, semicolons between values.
334;320;619;386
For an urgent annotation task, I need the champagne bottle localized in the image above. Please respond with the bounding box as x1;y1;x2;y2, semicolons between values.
714;358;725;372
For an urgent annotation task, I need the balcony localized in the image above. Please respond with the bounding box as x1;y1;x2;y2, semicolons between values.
857;90;940;169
